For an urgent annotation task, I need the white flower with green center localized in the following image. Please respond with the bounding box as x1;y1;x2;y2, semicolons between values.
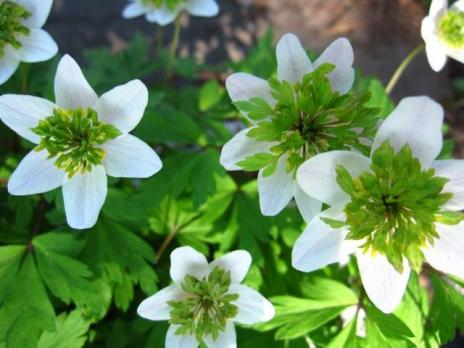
0;55;162;230
221;33;379;222
293;96;464;313
421;0;464;71
137;246;275;348
122;0;218;26
0;0;58;85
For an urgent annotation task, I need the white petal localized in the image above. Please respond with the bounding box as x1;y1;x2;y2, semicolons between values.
446;48;464;65
220;128;274;171
137;285;184;321
424;222;464;279
146;8;178;26
8;149;64;195
204;322;236;348
166;325;198;348
170;246;209;285
62;166;107;230
122;2;146;18
15;29;58;63
257;155;294;216
0;94;56;143
372;96;444;168
276;33;313;84
314;38;355;94
54;55;98;109
292;205;358;272
18;0;54;28
95;79;148;134
209;250;251;284
296;150;370;205
0;51;20;85
429;0;448;18
357;251;410;314
293;183;323;222
229;284;275;325
102;134;162;178
425;39;448;72
431;160;464;211
226;73;275;106
452;0;464;11
185;0;219;17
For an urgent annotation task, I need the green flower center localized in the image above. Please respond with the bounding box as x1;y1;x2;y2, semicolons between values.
0;0;31;58
234;64;379;177
32;108;122;178
437;10;464;48
168;267;239;342
142;0;186;11
333;141;463;273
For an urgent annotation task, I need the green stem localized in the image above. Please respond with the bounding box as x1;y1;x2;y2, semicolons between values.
165;16;182;81
385;44;425;95
19;63;30;93
156;25;164;55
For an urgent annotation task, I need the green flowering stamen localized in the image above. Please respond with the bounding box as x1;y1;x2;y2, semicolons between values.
32;108;122;178
235;64;379;177
168;267;239;341
0;1;31;58
142;0;186;11
438;10;464;48
333;141;464;273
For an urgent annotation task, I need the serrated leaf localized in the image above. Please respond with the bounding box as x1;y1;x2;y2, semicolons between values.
38;310;91;348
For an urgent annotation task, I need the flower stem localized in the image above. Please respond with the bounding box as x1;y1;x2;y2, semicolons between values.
385;44;425;95
155;227;178;263
165;16;182;81
156;25;164;55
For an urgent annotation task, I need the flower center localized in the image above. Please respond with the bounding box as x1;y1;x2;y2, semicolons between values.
334;141;462;273
141;0;185;11
437;10;464;48
32;108;122;178
0;0;31;58
234;63;378;177
168;267;239;341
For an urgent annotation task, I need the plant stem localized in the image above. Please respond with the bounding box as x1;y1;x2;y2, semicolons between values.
28;195;46;250
19;63;30;93
155;227;178;263
385;44;425;95
165;16;182;81
156;25;164;55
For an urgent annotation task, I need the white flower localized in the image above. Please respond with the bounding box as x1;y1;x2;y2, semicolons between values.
220;33;355;222
421;0;464;71
122;0;219;26
137;246;275;348
0;0;58;85
0;55;162;230
293;96;464;313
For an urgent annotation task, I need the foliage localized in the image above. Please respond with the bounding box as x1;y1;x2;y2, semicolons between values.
0;28;462;348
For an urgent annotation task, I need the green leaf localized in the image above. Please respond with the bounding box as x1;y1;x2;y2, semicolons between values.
38;310;91;348
365;304;414;339
199;80;224;111
256;278;358;340
81;218;158;312
32;232;104;318
327;318;358;348
0;253;55;348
